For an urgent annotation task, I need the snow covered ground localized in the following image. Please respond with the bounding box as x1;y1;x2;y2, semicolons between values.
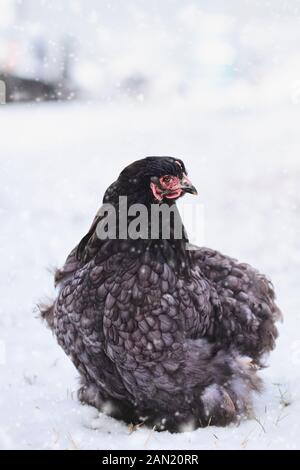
0;99;299;450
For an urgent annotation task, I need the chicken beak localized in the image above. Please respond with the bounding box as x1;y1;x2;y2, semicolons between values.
180;175;198;195
182;184;198;196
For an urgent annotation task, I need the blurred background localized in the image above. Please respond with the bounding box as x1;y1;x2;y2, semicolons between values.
0;0;300;450
1;0;300;105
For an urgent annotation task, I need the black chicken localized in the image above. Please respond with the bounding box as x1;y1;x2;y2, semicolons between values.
41;157;281;432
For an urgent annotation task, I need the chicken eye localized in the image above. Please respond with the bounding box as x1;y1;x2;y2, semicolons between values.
160;175;176;187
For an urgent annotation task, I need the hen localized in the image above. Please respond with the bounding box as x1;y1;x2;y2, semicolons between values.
41;157;281;432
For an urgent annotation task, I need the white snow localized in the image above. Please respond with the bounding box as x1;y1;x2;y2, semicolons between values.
0;96;299;450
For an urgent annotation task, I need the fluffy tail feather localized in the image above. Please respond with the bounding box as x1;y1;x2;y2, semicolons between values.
38;299;55;330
